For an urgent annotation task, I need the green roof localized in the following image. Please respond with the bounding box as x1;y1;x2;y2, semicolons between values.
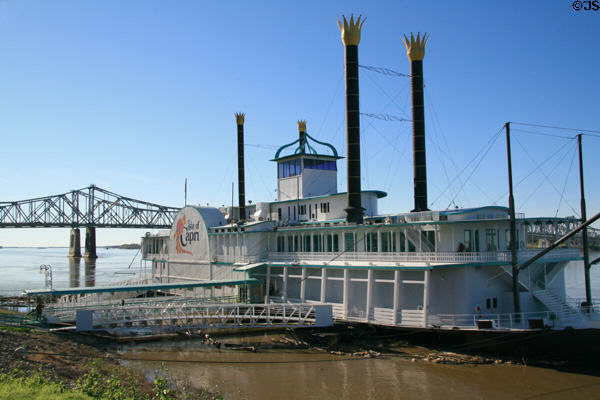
272;131;341;161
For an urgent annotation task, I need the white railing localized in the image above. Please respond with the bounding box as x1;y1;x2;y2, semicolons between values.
78;302;332;333
266;248;580;265
213;254;264;264
432;308;597;330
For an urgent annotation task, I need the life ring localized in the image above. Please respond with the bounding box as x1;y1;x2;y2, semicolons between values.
475;304;482;313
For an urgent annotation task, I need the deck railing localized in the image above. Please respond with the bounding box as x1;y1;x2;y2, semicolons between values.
263;248;580;265
430;308;598;330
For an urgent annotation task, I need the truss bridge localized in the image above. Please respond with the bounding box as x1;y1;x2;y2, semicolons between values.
0;185;180;257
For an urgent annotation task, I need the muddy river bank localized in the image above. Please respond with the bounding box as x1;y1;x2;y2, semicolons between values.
114;326;600;400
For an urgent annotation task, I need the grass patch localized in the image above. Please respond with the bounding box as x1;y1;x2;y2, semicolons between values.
0;371;92;400
0;365;222;400
0;325;31;332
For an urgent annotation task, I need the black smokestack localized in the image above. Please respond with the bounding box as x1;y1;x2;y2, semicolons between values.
403;33;430;212
338;14;366;224
235;112;246;222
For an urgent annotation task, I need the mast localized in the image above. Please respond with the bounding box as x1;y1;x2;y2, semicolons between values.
578;134;592;306
506;122;521;315
236;112;246;223
338;14;365;224
403;33;430;212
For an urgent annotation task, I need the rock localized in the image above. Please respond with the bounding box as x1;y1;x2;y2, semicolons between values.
14;346;26;355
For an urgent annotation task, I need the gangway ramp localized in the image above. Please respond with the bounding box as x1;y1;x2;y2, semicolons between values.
75;302;333;334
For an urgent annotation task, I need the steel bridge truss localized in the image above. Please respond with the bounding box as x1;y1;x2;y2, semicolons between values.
0;185;180;228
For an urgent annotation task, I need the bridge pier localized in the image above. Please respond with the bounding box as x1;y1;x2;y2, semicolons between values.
84;227;97;259
69;228;81;258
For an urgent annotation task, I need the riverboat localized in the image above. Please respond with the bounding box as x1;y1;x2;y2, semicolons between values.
140;16;598;333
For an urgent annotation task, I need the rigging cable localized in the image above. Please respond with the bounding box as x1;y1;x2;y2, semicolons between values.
554;144;578;218
500;135;580;216
514;140;576;215
510;121;600;134
359;64;411;78
431;126;504;208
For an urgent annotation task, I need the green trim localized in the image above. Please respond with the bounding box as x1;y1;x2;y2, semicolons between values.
270;190;387;206
440;206;510;216
23;278;261;296
142;258;168;262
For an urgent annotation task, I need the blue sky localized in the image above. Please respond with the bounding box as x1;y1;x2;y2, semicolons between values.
1;1;599;246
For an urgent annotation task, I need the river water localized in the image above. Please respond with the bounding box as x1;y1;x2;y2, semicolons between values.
1;248;600;399
0;247;144;295
122;332;600;400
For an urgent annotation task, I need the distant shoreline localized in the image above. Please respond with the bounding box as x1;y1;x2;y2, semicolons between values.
0;244;140;250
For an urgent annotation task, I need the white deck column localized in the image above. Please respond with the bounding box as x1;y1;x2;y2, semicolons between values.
282;267;289;302
343;269;349;318
366;269;373;321
423;269;430;328
393;270;400;325
320;268;327;302
300;267;307;301
264;264;271;304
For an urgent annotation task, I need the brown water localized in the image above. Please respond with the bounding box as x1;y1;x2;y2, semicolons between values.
124;334;600;400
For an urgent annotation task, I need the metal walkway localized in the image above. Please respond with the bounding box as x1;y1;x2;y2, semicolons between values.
74;302;333;334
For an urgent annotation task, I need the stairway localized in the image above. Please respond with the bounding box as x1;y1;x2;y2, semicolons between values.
531;287;578;318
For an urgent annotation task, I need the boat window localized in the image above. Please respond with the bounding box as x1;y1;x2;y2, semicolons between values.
325;234;333;252
304;235;311;252
313;234;322;252
304;159;337;171
299;205;306;215
277;159;301;178
345;232;355;252
486;229;497;251
464;230;472;252
278;208;282;220
333;234;339;252
381;232;391;252
366;232;378;252
277;236;285;252
474;230;480;252
287;236;293;252
399;231;406;252
294;236;299;252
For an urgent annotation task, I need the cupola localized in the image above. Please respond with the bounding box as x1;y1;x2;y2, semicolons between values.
271;121;342;201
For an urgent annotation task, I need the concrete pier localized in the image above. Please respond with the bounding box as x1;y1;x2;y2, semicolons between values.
84;226;97;259
68;228;81;258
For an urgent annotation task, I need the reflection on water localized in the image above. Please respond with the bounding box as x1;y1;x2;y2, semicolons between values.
126;335;600;400
69;257;80;288
84;258;96;287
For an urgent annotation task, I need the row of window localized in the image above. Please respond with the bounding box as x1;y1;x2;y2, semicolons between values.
278;202;331;221
462;229;519;252
277;158;337;179
275;231;429;253
145;238;165;255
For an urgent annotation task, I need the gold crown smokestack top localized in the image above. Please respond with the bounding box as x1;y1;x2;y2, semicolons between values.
403;33;430;212
235;112;246;223
339;14;366;224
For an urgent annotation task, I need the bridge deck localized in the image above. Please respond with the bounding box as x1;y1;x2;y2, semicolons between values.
72;302;333;334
